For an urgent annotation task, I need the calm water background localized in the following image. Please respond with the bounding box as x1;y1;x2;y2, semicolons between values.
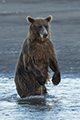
0;0;80;120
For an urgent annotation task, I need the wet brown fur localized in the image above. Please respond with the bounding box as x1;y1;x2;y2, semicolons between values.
14;16;61;98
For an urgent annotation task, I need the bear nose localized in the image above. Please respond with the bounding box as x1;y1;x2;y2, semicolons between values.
43;33;48;38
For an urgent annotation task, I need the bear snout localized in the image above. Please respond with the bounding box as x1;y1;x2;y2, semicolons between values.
40;26;48;39
43;33;48;38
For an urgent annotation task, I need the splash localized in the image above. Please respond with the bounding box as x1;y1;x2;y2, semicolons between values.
53;85;58;97
41;86;43;95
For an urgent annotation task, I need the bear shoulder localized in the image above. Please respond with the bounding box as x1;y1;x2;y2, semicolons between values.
22;36;30;54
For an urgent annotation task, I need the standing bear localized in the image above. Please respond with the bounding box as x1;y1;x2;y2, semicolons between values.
14;15;61;98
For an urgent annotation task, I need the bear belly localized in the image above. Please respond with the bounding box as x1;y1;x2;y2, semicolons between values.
34;57;49;79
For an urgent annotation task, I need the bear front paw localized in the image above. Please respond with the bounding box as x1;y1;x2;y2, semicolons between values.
36;75;46;85
52;72;61;85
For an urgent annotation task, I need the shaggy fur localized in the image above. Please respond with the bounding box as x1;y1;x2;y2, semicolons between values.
14;15;61;98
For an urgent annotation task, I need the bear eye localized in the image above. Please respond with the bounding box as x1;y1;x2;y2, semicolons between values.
38;25;42;28
45;25;48;29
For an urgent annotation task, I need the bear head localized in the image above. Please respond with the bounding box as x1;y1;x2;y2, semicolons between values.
27;15;52;42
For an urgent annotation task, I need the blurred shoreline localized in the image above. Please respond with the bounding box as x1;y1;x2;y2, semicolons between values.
0;0;80;78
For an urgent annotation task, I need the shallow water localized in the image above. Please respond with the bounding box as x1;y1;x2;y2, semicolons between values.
0;0;80;120
0;77;80;120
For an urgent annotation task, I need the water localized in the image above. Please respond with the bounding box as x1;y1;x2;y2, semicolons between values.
0;0;80;120
0;77;80;120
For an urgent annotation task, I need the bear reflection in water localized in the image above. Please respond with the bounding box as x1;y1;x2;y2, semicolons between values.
14;15;61;98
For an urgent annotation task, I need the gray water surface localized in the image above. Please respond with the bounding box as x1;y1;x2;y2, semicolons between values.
0;77;80;120
0;0;80;120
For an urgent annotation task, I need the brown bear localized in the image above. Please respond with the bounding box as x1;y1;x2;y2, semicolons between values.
14;15;61;98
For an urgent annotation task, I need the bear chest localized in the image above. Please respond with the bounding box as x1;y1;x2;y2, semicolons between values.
30;42;50;66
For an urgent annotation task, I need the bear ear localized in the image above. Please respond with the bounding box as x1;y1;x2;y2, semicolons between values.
27;16;34;23
45;15;52;22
